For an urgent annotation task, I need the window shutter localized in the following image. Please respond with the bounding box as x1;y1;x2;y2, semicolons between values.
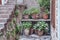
51;0;55;28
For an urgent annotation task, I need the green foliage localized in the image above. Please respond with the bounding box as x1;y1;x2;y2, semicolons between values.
38;0;50;10
13;18;16;23
6;31;10;39
15;10;19;17
10;22;13;27
22;22;32;29
11;29;16;37
15;4;19;8
45;9;49;14
33;21;48;31
29;7;39;14
15;24;20;34
23;9;31;15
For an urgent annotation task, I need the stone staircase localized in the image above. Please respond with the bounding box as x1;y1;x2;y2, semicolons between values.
0;0;16;34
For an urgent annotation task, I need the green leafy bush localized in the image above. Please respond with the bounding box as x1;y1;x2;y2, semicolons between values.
23;9;31;15
38;0;50;10
44;9;49;14
29;7;39;14
22;22;32;29
33;21;48;31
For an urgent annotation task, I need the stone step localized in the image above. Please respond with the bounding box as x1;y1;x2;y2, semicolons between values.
0;23;5;30
0;6;14;9
0;11;12;14
0;0;16;31
0;9;13;13
0;12;11;15
6;1;16;5
0;18;7;23
7;3;16;5
8;0;16;2
0;5;15;7
8;1;16;3
0;14;10;18
0;9;13;12
0;12;12;14
0;9;14;11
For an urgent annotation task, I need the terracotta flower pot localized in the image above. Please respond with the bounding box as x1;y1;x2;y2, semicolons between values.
30;28;34;34
23;15;29;19
37;30;43;36
24;29;29;36
35;30;38;34
43;14;48;19
32;14;39;19
40;7;45;12
39;13;43;19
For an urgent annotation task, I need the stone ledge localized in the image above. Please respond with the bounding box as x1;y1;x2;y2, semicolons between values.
19;34;51;40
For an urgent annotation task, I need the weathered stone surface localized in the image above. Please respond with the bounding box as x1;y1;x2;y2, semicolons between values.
19;35;51;40
0;0;16;30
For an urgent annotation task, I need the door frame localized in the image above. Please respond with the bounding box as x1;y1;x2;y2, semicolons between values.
0;0;2;4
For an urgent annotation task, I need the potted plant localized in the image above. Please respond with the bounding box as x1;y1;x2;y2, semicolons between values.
23;9;30;19
33;21;48;36
33;24;38;34
22;22;32;36
43;9;49;19
30;8;39;19
38;0;50;12
37;21;48;36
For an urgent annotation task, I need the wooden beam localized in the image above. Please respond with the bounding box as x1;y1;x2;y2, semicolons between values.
51;0;55;29
0;0;2;4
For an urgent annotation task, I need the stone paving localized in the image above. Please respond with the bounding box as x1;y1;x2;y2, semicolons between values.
19;34;51;40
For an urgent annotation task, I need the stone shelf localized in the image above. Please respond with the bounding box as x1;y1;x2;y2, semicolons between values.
21;19;51;21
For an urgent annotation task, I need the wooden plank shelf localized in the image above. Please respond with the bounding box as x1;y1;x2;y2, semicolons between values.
21;19;51;21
